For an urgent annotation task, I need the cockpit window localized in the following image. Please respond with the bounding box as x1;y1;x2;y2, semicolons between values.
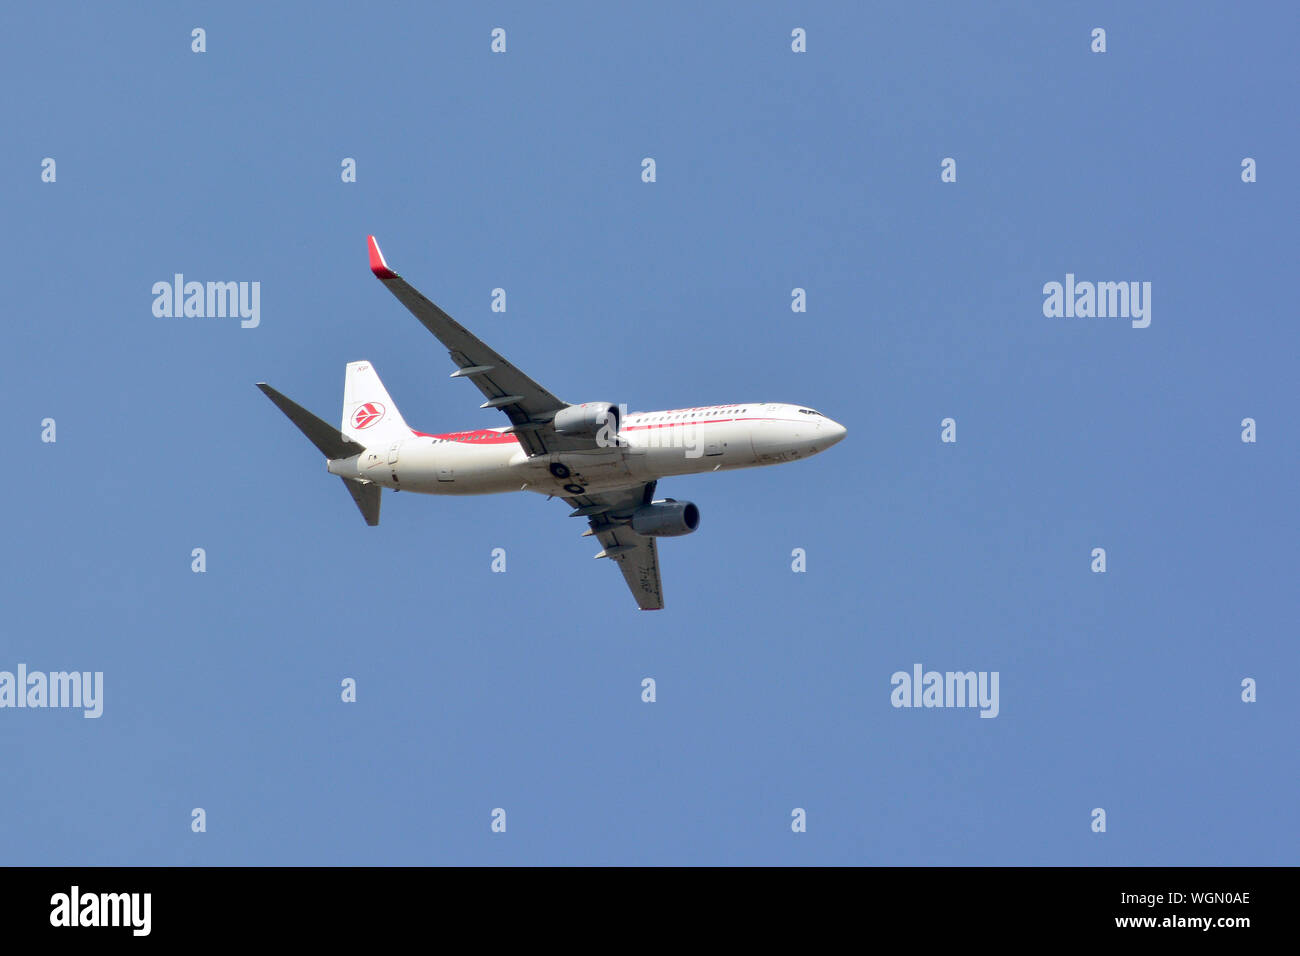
798;408;822;416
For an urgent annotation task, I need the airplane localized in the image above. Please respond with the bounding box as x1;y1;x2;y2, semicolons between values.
256;236;847;610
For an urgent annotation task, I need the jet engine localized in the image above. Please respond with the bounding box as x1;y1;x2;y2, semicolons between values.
630;499;701;537
553;402;621;443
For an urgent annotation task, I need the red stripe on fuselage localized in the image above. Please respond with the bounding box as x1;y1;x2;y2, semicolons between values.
623;417;774;430
410;428;520;444
409;416;784;444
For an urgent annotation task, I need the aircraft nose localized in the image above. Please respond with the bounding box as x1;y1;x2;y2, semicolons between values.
821;419;847;446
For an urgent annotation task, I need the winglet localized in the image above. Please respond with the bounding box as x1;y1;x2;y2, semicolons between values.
367;235;398;280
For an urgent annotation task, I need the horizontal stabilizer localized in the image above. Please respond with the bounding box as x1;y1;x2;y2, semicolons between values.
340;477;381;526
257;383;365;460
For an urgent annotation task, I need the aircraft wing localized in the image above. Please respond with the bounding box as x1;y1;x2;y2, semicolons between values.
566;482;664;611
368;235;591;457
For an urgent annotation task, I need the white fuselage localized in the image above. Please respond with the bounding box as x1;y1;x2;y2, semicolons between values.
327;402;846;497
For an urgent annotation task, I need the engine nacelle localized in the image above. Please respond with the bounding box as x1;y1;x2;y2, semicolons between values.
553;402;620;442
631;499;701;537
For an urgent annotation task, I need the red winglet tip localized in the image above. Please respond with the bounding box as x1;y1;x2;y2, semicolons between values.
367;235;397;279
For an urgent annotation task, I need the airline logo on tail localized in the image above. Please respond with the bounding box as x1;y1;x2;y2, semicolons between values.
350;403;386;429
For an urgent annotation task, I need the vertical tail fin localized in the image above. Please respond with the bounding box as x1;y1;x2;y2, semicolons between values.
342;361;412;446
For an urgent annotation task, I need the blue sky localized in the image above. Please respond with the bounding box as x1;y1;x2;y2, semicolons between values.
2;2;1295;865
